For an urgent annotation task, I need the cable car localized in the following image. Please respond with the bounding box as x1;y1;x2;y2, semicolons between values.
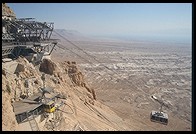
44;100;56;113
150;110;168;125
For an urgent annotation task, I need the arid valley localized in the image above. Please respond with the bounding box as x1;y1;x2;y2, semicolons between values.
52;33;192;130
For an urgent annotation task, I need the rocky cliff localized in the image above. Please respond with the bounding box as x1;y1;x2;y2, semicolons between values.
2;56;129;131
2;3;16;18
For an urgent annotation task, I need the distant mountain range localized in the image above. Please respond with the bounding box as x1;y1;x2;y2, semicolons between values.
51;29;129;43
51;29;94;42
51;29;191;45
54;29;83;36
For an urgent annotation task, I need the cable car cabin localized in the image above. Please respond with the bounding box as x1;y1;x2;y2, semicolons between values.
150;110;168;125
44;100;56;113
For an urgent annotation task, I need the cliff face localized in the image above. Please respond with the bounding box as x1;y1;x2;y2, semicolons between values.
2;56;129;131
2;76;18;131
2;3;16;18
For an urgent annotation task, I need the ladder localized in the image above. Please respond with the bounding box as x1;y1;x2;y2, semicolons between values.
27;114;40;131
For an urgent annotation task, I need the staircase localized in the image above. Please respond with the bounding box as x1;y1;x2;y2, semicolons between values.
28;114;40;131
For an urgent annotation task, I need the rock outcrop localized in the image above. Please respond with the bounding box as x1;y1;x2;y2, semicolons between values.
64;61;96;100
39;58;59;75
2;91;18;131
2;55;130;131
2;3;16;18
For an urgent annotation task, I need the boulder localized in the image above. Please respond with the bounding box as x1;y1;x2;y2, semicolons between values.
39;58;58;75
2;3;16;18
15;63;25;73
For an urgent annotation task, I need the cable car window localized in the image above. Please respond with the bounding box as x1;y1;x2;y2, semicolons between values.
50;103;55;108
151;115;155;120
44;105;49;109
155;116;159;121
160;118;164;122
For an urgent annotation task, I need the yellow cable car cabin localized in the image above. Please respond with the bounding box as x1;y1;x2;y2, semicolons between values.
44;100;56;113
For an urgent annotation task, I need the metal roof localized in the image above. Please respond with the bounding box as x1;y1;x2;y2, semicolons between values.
27;92;42;101
12;87;59;115
12;101;42;115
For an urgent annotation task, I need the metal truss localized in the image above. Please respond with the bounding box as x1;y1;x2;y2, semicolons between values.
2;17;58;59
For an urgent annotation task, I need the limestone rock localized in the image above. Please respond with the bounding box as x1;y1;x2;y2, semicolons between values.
39;58;58;75
15;63;25;73
2;3;16;18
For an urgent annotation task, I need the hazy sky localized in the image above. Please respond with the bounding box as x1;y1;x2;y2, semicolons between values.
8;3;192;43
